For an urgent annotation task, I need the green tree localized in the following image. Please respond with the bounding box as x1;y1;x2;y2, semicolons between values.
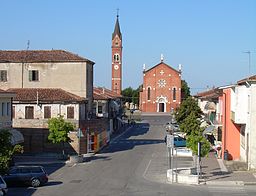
186;135;210;157
181;80;191;101
121;86;140;105
179;112;201;135
0;129;23;174
175;96;202;125
48;115;75;156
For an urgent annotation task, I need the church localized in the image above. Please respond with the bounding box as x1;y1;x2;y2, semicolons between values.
139;57;182;113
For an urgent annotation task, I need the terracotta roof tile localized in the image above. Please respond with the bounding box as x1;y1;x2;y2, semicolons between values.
6;88;85;102
237;75;256;85
93;87;122;100
0;50;94;64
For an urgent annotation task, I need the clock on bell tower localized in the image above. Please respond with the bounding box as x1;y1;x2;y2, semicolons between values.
111;13;122;95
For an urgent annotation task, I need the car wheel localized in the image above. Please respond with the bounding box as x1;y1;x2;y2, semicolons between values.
31;178;41;187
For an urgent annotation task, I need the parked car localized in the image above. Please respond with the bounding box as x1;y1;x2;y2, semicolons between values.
0;175;7;195
174;136;186;147
3;166;48;187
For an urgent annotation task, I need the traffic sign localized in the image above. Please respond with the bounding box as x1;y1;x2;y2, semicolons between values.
166;134;174;148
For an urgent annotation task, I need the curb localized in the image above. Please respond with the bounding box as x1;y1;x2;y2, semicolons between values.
205;181;244;186
244;182;256;186
15;160;68;165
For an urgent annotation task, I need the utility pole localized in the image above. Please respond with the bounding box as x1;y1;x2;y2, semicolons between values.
243;51;251;75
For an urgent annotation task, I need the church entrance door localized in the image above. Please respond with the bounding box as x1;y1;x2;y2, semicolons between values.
159;103;165;112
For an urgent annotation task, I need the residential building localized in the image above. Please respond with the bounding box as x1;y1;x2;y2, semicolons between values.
196;75;256;169
93;87;123;134
0;50;94;113
139;58;182;112
0;89;23;145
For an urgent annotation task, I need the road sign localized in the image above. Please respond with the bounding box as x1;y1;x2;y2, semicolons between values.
166;134;174;148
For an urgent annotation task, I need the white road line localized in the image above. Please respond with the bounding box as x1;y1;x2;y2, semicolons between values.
143;159;152;178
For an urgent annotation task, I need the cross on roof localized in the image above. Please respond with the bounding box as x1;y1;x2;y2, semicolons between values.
160;70;164;75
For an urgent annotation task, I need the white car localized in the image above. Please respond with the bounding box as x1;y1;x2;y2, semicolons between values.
0;175;7;195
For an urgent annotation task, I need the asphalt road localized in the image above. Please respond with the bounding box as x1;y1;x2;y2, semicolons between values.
8;115;256;196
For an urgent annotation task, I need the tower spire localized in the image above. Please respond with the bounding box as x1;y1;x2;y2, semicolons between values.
112;11;122;40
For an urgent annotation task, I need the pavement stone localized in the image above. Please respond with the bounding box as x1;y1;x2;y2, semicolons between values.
201;151;256;185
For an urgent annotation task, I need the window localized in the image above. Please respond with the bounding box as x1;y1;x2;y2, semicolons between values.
173;88;176;101
67;106;74;119
98;105;103;114
147;87;151;100
114;54;120;62
44;106;51;119
7;102;10;116
0;70;7;82
1;102;4;116
25;106;34;119
29;70;39;81
12;106;15;119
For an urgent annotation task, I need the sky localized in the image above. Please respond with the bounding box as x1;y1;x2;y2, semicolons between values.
1;0;256;94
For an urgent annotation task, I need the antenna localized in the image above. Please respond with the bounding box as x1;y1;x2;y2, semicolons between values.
243;51;251;75
26;40;30;50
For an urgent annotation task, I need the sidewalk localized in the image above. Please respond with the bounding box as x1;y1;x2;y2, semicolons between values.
201;151;256;185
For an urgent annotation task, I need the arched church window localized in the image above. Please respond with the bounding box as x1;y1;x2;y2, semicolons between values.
114;54;120;62
173;88;176;101
147;87;151;100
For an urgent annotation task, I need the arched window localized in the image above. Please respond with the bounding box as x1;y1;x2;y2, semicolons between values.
173;88;176;101
147;87;151;100
114;54;120;62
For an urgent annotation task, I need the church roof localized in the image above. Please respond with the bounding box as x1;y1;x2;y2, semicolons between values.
112;15;122;40
144;62;180;74
0;50;95;64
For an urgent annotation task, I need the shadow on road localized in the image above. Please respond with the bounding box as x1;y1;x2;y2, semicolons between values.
100;123;165;154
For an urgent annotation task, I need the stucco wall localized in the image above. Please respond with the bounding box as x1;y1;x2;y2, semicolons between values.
249;84;256;169
222;88;241;160
0;61;93;100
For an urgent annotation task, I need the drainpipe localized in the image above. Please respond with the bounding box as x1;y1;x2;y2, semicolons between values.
223;91;227;159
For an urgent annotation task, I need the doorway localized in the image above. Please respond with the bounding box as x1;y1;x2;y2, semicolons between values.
159;103;164;112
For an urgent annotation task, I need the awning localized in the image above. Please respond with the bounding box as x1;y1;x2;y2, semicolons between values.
203;125;215;135
204;102;216;111
10;129;24;145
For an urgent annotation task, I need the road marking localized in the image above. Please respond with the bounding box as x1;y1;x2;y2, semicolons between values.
143;159;152;178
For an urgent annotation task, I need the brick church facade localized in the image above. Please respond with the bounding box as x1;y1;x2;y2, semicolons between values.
139;59;181;112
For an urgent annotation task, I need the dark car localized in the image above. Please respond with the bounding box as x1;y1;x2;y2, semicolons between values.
3;166;48;187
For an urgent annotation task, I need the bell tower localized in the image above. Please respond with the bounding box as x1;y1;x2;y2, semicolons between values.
111;13;122;95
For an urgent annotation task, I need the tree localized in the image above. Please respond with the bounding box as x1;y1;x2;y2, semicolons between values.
181;80;191;101
179;112;201;135
48;115;75;156
186;135;211;157
121;86;140;105
0;129;23;174
175;96;202;125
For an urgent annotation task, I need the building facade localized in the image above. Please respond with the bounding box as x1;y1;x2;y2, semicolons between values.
111;14;122;95
0;50;95;113
139;59;181;112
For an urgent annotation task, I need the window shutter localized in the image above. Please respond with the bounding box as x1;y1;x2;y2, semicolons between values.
67;106;74;119
44;106;51;119
29;70;32;81
12;106;15;119
25;106;34;119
